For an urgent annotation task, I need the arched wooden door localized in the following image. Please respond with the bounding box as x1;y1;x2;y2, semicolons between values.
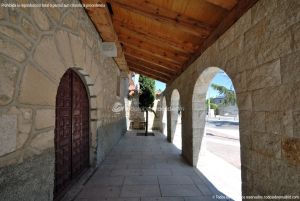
54;69;90;199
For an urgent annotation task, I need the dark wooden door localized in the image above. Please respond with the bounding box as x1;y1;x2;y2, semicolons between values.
54;69;89;199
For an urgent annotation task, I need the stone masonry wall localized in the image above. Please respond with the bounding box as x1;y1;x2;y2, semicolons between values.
0;1;127;200
163;0;300;197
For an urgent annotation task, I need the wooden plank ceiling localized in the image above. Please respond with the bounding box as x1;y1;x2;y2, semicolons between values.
83;0;258;83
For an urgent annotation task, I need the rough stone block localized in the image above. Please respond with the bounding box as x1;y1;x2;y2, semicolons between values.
63;13;78;30
69;33;85;68
55;30;73;67
246;59;281;91
0;37;26;62
21;18;39;40
281;51;300;84
225;35;244;60
0;57;19;105
236;92;252;111
0;114;17;156
218;26;235;50
292;22;300;51
8;106;32;149
293;111;300;138
252;87;280;111
30;130;54;152
0;6;5;20
32;8;50;31
281;110;294;137
251;0;278;25
252;132;281;158
252;112;265;132
244;18;267;50
34;35;65;81
45;5;61;23
35;109;55;129
256;31;292;65
277;83;295;112
0;25;31;49
236;48;257;72
282;137;300;165
232;71;247;93
234;9;251;38
265;111;283;135
18;64;57;106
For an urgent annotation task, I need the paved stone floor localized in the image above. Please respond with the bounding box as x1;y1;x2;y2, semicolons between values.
74;131;231;201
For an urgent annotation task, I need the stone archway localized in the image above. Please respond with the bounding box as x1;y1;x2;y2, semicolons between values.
192;67;241;200
162;97;167;137
170;89;181;149
192;67;221;164
54;69;90;199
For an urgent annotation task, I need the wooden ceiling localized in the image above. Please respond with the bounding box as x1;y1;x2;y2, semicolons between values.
83;0;258;83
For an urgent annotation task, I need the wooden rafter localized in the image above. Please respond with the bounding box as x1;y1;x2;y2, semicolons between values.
113;18;201;49
122;42;186;64
118;34;190;60
127;61;175;77
128;62;173;79
125;54;180;72
124;46;182;67
109;0;213;37
115;25;196;54
205;0;238;10
125;55;178;74
129;66;169;83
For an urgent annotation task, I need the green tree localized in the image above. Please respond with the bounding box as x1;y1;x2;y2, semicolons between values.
211;83;236;106
138;75;156;135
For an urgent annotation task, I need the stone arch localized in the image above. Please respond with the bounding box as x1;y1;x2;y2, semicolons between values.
64;67;98;165
161;97;167;136
192;67;238;165
170;89;181;146
54;67;98;198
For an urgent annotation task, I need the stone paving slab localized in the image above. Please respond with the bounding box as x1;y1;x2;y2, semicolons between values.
120;185;161;197
158;176;194;185
74;131;229;201
124;176;158;185
160;184;202;196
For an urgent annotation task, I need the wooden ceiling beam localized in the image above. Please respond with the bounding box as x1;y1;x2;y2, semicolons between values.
125;53;180;72
129;66;169;83
118;34;190;60
116;24;196;54
128;61;175;77
128;62;173;79
113;17;203;47
126;56;178;74
124;46;182;66
205;0;238;10
109;0;213;37
183;0;259;71
82;0;128;71
124;44;184;65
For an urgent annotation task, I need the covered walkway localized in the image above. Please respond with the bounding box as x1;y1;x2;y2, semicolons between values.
73;131;228;201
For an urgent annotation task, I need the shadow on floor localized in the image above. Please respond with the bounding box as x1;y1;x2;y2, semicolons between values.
63;130;234;201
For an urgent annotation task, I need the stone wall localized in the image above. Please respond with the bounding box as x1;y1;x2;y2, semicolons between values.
0;1;127;200
162;0;300;197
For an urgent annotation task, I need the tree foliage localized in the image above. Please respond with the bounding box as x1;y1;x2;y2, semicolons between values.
138;75;155;110
138;75;156;135
211;83;236;106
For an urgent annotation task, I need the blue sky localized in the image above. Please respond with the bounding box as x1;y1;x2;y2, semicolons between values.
135;71;234;97
156;81;166;91
206;70;235;98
